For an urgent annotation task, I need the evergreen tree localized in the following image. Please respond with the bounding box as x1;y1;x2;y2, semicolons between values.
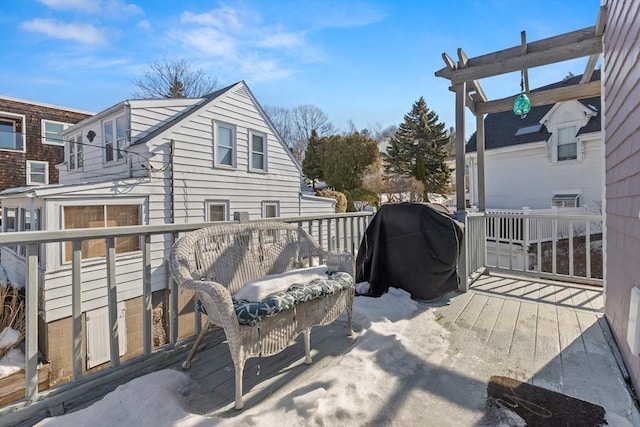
302;130;324;191
385;97;451;199
321;132;379;192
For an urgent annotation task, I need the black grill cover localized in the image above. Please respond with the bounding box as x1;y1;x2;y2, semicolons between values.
355;203;464;300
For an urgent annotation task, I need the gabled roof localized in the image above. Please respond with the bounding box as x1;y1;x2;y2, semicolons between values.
467;70;601;152
131;82;239;146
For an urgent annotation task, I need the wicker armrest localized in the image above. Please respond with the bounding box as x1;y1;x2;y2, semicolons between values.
325;251;355;276
187;278;241;334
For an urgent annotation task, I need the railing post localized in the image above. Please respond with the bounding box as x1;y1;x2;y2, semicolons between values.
72;240;83;382
454;210;468;292
25;244;39;402
106;237;120;368
143;234;152;355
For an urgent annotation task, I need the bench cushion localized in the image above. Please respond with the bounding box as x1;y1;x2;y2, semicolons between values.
233;265;330;302
197;271;354;326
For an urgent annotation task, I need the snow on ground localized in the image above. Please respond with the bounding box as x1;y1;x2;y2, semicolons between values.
34;286;455;427
11;283;637;426
0;327;23;379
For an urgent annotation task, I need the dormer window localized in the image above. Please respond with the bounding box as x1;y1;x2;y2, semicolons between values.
103;115;127;164
68;133;83;170
557;126;577;161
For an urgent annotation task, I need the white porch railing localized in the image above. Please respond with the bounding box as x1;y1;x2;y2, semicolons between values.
0;212;371;425
484;210;603;286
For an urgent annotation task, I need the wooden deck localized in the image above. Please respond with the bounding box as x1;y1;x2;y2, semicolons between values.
171;273;638;424
17;272;639;425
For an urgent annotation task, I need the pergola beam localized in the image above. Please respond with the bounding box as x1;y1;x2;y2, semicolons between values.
581;54;600;83
435;26;602;84
581;5;608;84
475;79;601;115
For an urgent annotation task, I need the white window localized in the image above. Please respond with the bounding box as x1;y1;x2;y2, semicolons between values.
18;208;41;257
552;194;580;208
206;201;229;222
27;160;48;185
557;126;577;161
104;116;127;163
68;133;83;170
214;122;236;168
0;115;24;151
42;120;70;145
86;303;127;368
2;207;18;252
249;131;266;171
262;201;279;218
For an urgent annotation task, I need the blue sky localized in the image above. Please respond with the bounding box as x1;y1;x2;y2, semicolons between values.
0;0;601;135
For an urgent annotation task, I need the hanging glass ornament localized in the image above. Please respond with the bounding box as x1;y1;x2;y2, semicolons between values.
513;93;531;118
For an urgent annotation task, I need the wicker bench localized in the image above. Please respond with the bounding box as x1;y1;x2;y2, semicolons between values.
169;222;355;409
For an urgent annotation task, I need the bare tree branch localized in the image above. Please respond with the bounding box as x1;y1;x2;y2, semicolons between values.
132;54;219;99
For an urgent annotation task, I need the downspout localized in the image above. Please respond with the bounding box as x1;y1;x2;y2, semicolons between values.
170;139;175;225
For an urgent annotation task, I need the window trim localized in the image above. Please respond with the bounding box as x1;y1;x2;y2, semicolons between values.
26;160;49;185
42;119;71;145
61;202;144;263
262;201;280;218
205;200;230;222
214;121;237;168
67;133;83;170
554;125;579;162
0;112;25;152
248;129;267;172
103;115;128;164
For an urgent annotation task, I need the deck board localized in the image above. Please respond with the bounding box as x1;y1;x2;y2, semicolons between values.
471;294;504;343
485;297;520;356
184;320;354;413
532;297;562;391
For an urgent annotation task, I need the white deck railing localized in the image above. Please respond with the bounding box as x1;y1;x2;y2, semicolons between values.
0;206;604;424
0;212;372;424
484;210;603;286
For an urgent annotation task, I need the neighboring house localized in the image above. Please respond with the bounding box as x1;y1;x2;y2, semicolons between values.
466;71;603;211
602;0;640;397
0;81;335;383
0;96;92;212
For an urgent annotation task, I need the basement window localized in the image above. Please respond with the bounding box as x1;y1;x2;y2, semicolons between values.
552;194;580;208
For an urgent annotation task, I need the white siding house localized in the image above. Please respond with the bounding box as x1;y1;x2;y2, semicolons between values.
466;72;603;211
0;81;335;324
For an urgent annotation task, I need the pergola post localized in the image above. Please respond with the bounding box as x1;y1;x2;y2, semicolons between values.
476;113;486;211
455;82;468;291
455;82;467;211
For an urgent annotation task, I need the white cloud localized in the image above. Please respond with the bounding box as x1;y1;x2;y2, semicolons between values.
238;57;296;82
37;0;143;19
181;6;244;30
37;0;100;13
20;19;107;45
170;5;324;83
138;20;151;31
258;31;305;49
104;0;143;19
170;28;238;57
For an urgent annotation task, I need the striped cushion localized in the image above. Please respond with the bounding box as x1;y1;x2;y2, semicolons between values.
197;271;354;326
